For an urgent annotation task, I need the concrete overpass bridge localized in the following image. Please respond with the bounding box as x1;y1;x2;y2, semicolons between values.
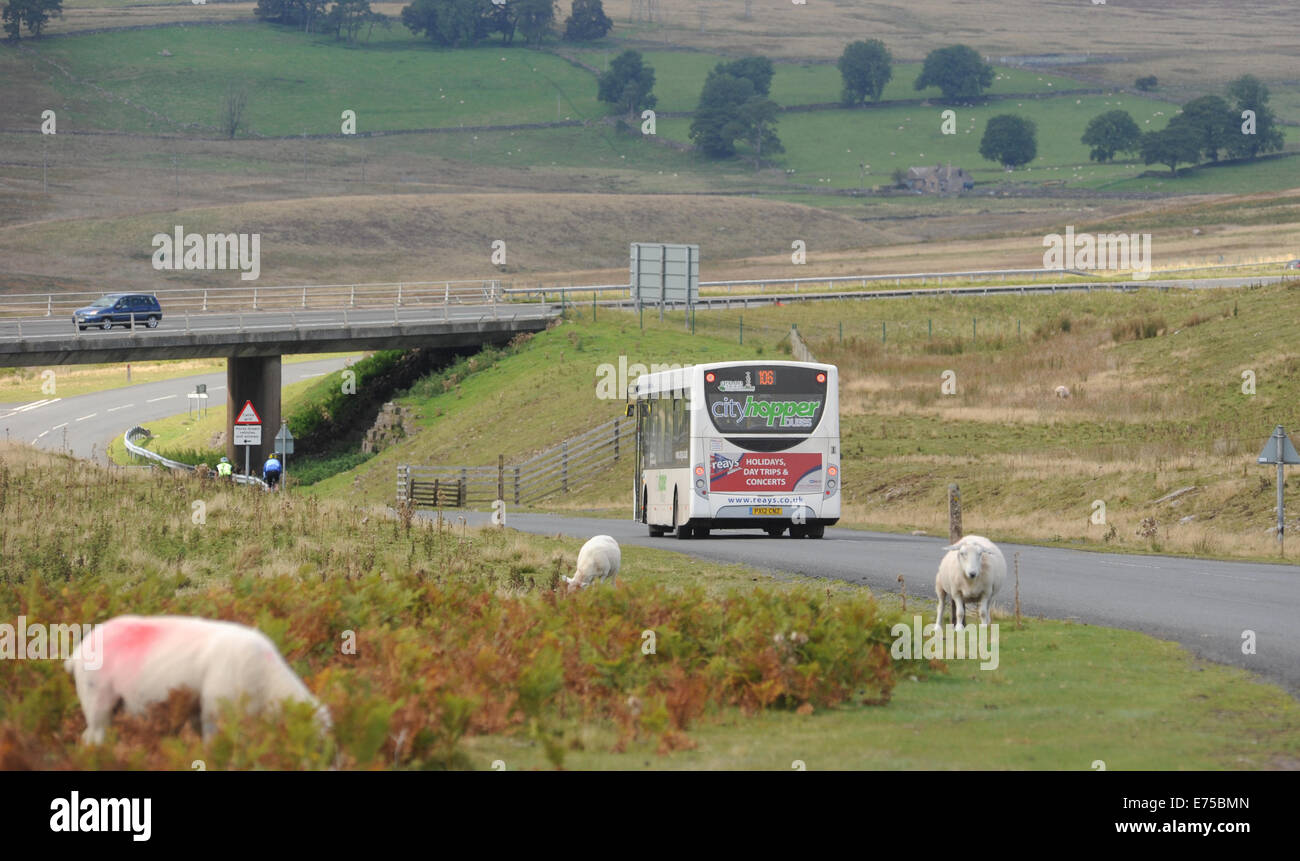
0;282;554;466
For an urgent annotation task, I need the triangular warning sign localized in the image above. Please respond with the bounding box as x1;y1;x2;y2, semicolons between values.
234;400;261;424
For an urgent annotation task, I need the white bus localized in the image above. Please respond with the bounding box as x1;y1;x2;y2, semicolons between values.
631;361;840;539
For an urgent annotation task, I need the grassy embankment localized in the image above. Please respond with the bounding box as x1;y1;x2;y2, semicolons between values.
2;444;1296;769
282;280;1300;562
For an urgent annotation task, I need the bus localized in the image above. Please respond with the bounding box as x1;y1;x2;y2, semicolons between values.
631;361;840;539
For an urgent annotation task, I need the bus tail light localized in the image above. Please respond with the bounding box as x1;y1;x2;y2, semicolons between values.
826;463;839;496
694;464;707;497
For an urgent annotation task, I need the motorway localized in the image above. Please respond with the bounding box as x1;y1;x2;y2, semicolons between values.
446;511;1300;695
0;355;354;463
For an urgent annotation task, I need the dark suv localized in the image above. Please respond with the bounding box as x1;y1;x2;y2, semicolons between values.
73;294;162;331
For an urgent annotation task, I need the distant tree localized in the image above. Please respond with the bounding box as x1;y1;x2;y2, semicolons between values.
915;44;993;101
1139;122;1201;176
1134;75;1158;92
1;0;21;39
3;0;63;39
326;0;374;42
732;91;783;167
713;56;774;97
689;70;781;163
979;113;1036;168
690;72;753;157
1225;74;1284;160
220;83;249;139
597;49;656;118
1081;110;1141;162
563;0;610;41
837;39;892;105
513;0;555;45
1176;95;1236;162
400;0;488;46
890;166;909;188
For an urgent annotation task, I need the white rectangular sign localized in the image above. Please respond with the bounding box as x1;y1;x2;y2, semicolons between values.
233;424;262;446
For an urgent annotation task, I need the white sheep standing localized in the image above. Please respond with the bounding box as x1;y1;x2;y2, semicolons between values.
64;615;331;745
1054;385;1071;398
935;535;1006;630
561;535;621;593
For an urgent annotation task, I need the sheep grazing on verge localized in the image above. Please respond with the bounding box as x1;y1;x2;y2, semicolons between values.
561;535;621;593
1054;385;1071;398
935;535;1006;630
64;615;330;745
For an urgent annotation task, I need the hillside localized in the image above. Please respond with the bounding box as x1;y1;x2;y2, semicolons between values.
306;280;1300;561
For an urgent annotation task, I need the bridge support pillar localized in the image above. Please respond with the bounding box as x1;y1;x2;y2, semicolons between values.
226;355;282;473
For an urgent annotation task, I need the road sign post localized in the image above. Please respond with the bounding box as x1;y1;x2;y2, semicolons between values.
1257;425;1300;555
274;423;294;481
234;400;263;483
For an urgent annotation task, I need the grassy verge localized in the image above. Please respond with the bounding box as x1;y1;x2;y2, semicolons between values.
0;353;360;404
1;445;1294;770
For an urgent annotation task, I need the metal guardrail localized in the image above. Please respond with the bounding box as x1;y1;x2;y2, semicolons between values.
398;416;632;508
0;280;507;320
124;425;268;488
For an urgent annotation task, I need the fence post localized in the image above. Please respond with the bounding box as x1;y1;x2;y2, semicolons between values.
948;483;962;544
614;420;620;460
497;454;504;503
253;288;259;310
433;478;440;507
46;295;52;317
562;442;568;493
460;469;467;507
350;285;356;307
302;287;307;308
513;466;520;505
203;289;208;312
739;315;743;345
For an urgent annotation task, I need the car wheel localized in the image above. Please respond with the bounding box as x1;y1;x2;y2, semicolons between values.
146;316;159;329
76;325;86;331
100;319;113;330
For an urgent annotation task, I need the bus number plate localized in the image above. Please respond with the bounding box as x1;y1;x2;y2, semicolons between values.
751;507;783;516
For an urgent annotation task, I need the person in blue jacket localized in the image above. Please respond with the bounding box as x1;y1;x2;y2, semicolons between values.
263;453;283;489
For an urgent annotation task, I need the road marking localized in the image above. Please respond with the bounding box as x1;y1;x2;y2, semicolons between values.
75;413;97;422
0;397;63;419
51;422;68;431
211;386;225;392
33;430;48;443
106;404;133;412
298;373;324;379
146;395;176;403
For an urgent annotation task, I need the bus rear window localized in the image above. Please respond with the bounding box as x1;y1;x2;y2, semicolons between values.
704;365;828;435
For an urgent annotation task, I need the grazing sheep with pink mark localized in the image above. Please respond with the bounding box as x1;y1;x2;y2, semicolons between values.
561;535;621;593
64;615;330;745
935;535;1006;630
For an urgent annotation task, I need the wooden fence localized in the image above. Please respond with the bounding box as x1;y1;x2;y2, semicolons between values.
397;415;633;508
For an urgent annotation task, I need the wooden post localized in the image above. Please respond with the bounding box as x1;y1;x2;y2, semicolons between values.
948;483;962;544
513;466;520;505
562;442;568;493
498;454;504;503
614;420;620;460
459;469;467;507
433;478;440;507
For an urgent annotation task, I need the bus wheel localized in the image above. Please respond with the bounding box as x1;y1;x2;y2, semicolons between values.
789;525;807;539
806;524;825;539
645;488;665;536
673;492;692;539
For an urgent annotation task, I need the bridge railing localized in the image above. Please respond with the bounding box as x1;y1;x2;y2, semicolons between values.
0;280;508;320
398;416;632;509
124;426;268;489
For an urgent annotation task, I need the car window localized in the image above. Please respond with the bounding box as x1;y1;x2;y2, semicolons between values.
91;296;115;308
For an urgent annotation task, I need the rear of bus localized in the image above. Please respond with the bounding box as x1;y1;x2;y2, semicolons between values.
696;361;840;538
